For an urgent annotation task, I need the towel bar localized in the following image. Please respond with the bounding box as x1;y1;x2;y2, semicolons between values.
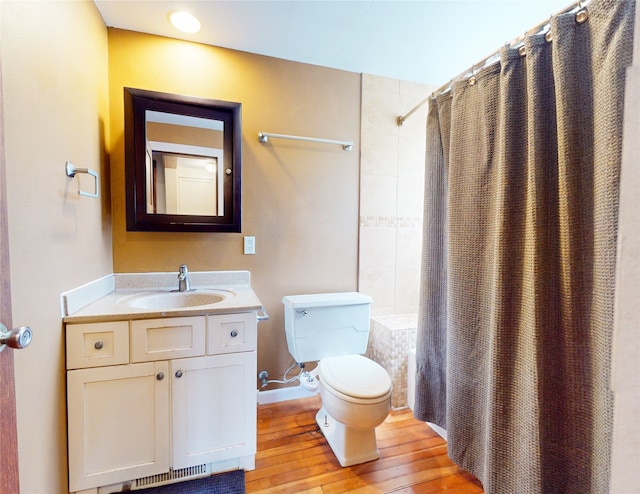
258;132;353;151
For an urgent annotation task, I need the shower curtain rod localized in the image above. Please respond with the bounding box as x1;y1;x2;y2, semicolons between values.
397;0;591;125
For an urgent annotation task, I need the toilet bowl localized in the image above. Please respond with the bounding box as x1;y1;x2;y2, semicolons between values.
282;292;392;467
315;354;392;466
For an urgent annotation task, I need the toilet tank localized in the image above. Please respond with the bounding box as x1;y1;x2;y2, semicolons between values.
282;292;372;363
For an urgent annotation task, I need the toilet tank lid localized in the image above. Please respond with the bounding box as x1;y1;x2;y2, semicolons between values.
282;292;372;309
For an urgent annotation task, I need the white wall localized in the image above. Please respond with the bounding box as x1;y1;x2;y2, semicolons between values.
610;3;640;491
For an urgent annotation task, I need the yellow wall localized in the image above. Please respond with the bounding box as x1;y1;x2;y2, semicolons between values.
108;29;361;395
1;1;111;492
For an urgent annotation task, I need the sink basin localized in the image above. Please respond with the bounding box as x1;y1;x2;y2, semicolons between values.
118;289;233;310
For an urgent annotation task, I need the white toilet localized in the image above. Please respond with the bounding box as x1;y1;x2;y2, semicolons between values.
282;292;392;467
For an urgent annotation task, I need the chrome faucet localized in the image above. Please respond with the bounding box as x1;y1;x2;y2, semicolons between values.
177;264;190;292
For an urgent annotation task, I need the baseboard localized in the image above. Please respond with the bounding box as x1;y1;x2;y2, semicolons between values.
257;384;319;405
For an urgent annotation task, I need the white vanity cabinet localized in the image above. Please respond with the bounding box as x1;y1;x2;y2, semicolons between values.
66;312;257;494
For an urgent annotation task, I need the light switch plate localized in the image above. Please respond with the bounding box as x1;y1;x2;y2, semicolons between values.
244;236;256;255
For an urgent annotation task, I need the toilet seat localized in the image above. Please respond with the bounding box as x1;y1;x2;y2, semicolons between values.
319;355;392;401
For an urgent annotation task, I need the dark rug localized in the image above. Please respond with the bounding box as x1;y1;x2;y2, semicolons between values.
123;470;245;494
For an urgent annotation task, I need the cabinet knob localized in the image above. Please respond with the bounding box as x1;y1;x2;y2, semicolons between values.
230;330;238;338
94;341;104;350
175;370;183;378
156;372;164;381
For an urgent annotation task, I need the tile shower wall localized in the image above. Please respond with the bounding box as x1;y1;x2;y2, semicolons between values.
360;74;436;407
368;314;418;409
359;74;436;316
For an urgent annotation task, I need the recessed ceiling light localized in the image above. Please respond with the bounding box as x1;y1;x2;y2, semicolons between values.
169;11;201;34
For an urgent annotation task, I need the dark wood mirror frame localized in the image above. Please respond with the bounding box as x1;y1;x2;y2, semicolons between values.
124;87;242;232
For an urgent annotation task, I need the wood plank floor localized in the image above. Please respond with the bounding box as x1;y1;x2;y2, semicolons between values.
246;396;484;494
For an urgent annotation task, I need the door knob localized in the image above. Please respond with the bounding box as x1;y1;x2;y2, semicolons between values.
0;323;32;352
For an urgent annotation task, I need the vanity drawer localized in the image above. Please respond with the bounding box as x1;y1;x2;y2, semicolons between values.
131;316;206;362
207;313;257;355
66;321;129;370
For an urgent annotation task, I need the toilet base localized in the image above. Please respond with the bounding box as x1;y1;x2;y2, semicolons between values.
315;406;380;467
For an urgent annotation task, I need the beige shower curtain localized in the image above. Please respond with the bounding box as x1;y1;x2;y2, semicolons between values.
414;1;635;493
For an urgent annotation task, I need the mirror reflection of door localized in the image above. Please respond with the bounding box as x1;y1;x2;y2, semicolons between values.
145;111;224;216
151;152;220;216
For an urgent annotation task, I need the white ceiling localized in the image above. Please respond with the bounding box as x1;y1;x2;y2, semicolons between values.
95;0;573;87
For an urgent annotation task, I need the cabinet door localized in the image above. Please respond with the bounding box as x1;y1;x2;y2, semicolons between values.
171;352;257;469
67;362;170;492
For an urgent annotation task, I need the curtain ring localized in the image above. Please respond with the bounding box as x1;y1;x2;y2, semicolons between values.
576;1;589;24
518;31;527;57
469;65;477;86
545;15;553;42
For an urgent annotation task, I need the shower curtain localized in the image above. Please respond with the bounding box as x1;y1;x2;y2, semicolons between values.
414;1;635;493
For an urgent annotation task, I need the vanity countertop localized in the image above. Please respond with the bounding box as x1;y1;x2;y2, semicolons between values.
62;270;264;323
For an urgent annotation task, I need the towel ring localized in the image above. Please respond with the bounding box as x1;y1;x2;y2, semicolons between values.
65;161;99;198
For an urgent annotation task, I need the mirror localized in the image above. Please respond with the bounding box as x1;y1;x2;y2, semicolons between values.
124;88;241;232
